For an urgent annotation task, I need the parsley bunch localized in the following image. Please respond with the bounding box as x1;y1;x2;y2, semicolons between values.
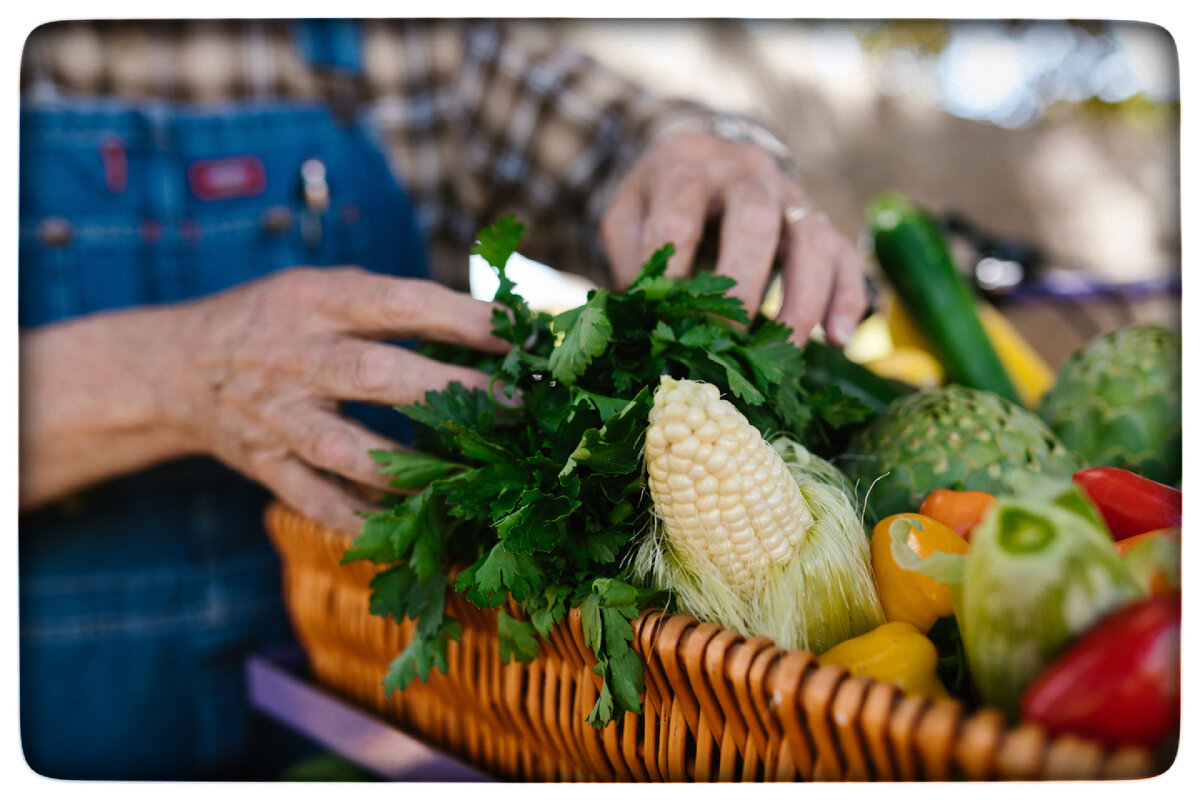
343;216;868;727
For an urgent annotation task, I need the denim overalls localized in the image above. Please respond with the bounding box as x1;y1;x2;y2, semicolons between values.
19;21;426;780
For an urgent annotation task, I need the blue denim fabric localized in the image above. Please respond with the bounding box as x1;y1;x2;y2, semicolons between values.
19;22;429;780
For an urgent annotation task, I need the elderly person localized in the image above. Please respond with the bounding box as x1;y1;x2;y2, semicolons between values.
18;19;865;779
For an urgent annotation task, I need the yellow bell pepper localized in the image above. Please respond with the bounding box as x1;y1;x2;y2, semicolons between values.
817;621;948;699
843;311;943;387
870;513;970;633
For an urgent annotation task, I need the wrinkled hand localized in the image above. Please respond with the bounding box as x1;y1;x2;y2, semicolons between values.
601;129;867;347
172;266;508;533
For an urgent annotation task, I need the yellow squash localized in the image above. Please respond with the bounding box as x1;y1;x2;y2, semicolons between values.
886;296;1055;406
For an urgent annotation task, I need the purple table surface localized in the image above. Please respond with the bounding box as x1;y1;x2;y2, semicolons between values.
246;646;493;782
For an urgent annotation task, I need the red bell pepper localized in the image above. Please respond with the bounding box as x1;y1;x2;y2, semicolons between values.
1020;596;1180;748
1072;467;1181;541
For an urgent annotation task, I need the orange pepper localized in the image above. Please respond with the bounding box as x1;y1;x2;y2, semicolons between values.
918;489;996;541
1115;527;1181;596
870;513;971;633
1113;526;1181;556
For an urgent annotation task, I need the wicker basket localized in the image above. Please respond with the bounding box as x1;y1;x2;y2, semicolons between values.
265;501;1161;782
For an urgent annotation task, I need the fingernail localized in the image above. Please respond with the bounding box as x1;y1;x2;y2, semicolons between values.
830;315;857;345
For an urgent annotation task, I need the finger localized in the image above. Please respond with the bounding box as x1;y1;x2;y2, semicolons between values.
639;165;711;277
822;245;870;347
777;216;839;347
314;271;509;354
310;338;496;406
254;450;378;534
712;178;782;319
600;178;647;288
284;407;411;492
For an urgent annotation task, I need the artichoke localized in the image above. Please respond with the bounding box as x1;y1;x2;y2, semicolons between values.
1037;324;1181;486
839;385;1084;524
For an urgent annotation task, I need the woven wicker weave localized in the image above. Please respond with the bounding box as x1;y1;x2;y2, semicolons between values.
265;501;1159;782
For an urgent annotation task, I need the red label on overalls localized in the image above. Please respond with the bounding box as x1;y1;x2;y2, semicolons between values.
187;156;267;201
101;138;128;193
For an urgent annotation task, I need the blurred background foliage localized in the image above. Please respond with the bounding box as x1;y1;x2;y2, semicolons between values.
851;19;1175;129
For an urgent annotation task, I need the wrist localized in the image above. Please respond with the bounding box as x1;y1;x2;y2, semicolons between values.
18;306;209;510
137;302;220;458
150;292;250;459
650;111;798;179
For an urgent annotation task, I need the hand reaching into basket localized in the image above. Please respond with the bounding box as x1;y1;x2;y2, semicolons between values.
600;127;868;347
18;266;510;533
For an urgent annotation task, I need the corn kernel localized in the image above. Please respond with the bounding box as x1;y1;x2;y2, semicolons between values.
646;376;811;595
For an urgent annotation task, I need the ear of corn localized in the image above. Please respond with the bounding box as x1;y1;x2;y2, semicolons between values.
643;377;811;591
633;376;885;654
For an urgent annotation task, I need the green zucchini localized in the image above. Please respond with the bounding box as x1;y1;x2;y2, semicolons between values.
866;192;1020;403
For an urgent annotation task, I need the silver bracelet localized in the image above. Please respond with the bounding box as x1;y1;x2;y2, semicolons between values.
654;111;800;179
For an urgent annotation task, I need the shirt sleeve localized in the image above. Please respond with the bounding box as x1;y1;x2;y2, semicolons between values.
361;19;720;288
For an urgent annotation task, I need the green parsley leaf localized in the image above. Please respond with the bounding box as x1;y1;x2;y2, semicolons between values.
342;507;401;565
592;577;640;613
579;592;602;653
585;677;615;728
497;609;541;664
471;215;527;274
458;542;545;607
382;619;462;693
579;577;645;726
548;289;614;384
626;244;673;293
741;320;795;386
343;487;439;568
559;387;650;478
810;384;874;429
494;489;580;552
398;382;499;434
677;324;722;350
438;463;529;520
369;449;463;490
574;387;632;421
366;565;418;619
708;351;765;405
529;586;569;638
606;643;645;714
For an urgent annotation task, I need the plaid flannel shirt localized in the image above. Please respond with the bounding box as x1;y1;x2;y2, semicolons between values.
20;18;720;289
